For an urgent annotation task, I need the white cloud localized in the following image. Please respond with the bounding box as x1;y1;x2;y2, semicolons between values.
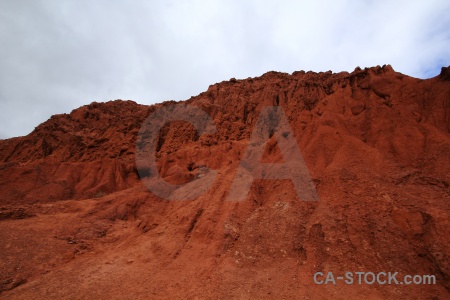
0;0;449;138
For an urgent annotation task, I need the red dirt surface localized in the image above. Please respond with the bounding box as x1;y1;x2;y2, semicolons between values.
0;65;449;299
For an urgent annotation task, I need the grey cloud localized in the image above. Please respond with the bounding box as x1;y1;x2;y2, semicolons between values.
0;0;449;138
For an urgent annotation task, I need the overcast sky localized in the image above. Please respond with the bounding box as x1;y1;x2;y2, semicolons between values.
1;0;449;139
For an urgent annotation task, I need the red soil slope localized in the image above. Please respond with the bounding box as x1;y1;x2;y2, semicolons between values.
0;65;449;299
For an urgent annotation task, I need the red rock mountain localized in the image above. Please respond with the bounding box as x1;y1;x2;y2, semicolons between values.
0;65;449;299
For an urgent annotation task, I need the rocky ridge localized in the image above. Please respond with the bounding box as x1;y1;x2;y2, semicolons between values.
0;65;449;299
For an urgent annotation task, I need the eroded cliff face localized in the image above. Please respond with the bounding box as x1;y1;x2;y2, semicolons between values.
0;65;449;299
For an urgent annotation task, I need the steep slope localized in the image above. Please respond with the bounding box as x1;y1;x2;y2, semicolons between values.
0;65;449;299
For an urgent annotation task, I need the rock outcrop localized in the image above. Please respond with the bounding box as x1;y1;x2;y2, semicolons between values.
0;65;449;299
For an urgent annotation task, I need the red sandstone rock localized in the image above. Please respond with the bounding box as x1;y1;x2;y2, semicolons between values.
0;66;449;299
